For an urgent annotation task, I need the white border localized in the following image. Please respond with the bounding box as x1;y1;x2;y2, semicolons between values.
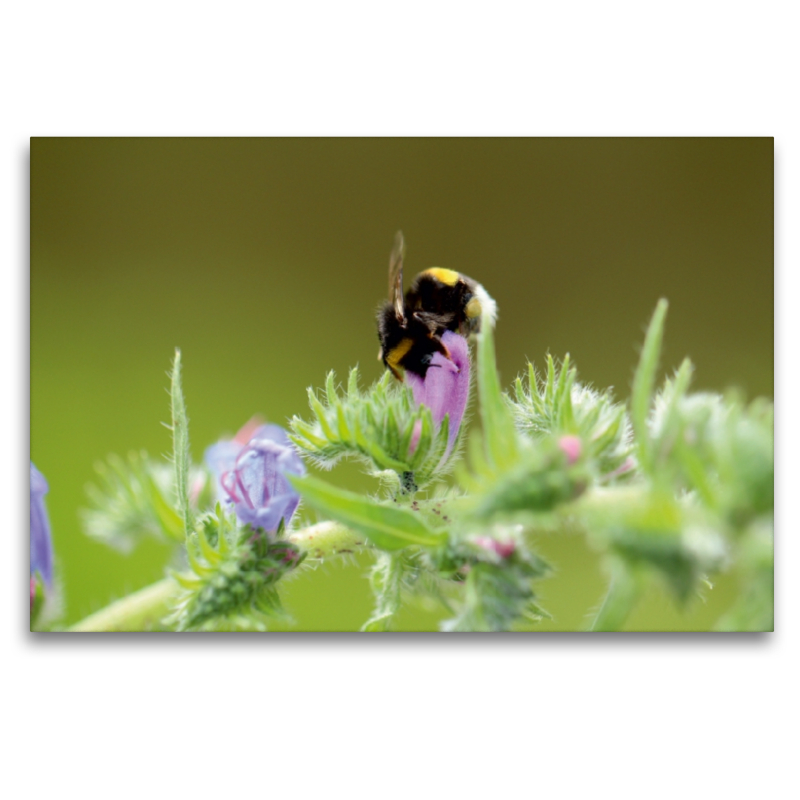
4;3;795;798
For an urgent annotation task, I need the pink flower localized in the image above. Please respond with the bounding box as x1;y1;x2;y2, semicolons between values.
404;330;470;461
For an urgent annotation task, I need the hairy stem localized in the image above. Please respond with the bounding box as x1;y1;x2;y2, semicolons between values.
589;569;642;632
67;521;367;631
67;578;177;632
288;520;367;560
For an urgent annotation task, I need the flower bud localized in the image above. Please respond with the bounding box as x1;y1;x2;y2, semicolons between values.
558;435;582;465
473;536;516;560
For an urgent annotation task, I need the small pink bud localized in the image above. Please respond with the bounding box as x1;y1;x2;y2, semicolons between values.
408;419;423;455
558;435;582;465
233;416;266;445
474;536;516;559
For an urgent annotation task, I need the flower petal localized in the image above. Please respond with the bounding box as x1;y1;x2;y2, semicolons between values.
206;421;306;533
405;330;470;459
204;440;242;483
30;463;54;586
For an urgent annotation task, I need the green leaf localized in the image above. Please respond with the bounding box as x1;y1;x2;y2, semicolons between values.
631;299;669;473
289;418;328;448
347;366;359;399
170;349;194;537
417;414;449;485
290;475;447;551
361;552;404;631
545;354;556;407
476;315;518;468
325;371;338;405
30;573;46;629
308;387;337;440
653;358;694;447
144;470;184;542
336;403;352;441
589;567;643;632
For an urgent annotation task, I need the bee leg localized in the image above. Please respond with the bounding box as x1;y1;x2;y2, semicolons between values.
428;332;452;362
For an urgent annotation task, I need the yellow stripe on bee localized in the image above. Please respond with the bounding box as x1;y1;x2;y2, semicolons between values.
423;267;460;286
386;337;414;372
465;297;482;318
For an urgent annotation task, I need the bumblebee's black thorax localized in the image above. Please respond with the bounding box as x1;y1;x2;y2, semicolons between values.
377;269;480;380
405;271;476;332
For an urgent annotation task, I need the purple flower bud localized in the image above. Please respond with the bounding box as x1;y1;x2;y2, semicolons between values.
404;330;470;460
30;463;54;587
558;435;582;465
204;421;306;533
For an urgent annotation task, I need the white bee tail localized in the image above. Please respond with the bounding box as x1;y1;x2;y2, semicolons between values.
475;283;498;328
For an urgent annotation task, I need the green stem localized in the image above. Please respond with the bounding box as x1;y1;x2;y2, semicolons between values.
289;520;367;560
589;569;642;632
68;578;178;632
67;521;366;632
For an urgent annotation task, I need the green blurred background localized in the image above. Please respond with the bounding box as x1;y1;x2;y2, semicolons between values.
30;138;773;631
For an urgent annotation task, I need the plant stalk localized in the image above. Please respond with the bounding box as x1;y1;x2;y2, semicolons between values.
589;569;642;632
67;521;366;632
67;578;177;632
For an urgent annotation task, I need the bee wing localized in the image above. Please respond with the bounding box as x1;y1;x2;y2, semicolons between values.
388;230;406;324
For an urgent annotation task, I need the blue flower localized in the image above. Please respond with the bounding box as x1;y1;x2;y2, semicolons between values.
30;462;54;590
204;421;306;533
404;330;471;460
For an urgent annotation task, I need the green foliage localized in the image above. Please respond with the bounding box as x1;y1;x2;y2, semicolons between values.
80;352;307;632
714;517;774;631
289;367;451;489
82;450;186;552
511;353;632;479
456;327;589;525
648;382;774;527
458;434;587;524
573;304;773;629
360;531;552;632
30;573;47;629
73;298;773;633
578;488;728;606
475;315;519;469
632;298;669;474
291;474;447;550
169;509;305;631
361;550;446;631
441;553;551;633
170;348;194;537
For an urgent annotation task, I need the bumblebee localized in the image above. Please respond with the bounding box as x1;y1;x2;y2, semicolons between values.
377;231;497;380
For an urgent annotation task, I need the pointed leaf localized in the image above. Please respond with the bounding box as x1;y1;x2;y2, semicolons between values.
170;349;194;537
290;475;447;550
631;299;668;472
477;319;518;468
